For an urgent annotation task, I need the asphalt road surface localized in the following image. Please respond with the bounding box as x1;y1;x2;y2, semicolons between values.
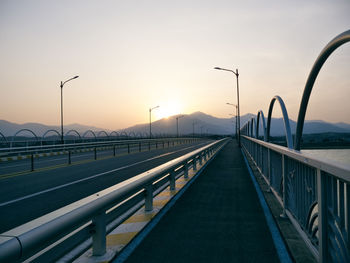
0;140;212;233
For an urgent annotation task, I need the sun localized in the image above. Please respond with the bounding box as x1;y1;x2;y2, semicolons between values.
155;101;182;119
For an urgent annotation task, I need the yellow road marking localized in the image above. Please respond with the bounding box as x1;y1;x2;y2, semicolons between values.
124;212;156;224
153;199;169;207
107;232;138;246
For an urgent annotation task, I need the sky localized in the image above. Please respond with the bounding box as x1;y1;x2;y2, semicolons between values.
1;0;349;131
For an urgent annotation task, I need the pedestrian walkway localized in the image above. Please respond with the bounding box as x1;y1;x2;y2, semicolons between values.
121;141;282;263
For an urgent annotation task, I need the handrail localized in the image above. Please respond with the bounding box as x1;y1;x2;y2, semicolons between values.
239;30;350;263
0;138;228;262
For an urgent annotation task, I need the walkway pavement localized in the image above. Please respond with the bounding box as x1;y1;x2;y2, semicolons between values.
123;140;281;263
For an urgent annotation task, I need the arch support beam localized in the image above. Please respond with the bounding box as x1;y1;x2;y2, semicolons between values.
295;30;350;150
267;96;293;149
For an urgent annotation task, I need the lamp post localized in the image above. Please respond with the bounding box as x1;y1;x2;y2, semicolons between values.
176;115;184;138
215;67;241;147
229;113;236;137
149;105;159;139
227;103;238;139
60;76;79;144
192;120;196;138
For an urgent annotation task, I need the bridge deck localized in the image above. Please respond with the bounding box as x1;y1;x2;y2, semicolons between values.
122;140;281;263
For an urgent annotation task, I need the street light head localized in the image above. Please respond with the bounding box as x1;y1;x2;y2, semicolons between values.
73;76;79;79
214;67;222;70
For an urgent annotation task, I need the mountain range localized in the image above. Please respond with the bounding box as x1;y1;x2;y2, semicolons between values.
1;112;350;138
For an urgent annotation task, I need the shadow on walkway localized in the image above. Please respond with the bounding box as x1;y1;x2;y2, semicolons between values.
124;140;280;263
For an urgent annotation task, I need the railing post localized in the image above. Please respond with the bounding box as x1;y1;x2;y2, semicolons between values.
347;183;350;255
163;141;165;148
94;147;97;160
184;161;189;179
128;143;130;154
193;157;197;171
280;154;287;218
156;141;158;149
113;145;116;156
199;153;203;165
317;168;328;263
139;142;141;152
169;171;175;191
92;212;106;256
145;184;153;212
148;142;151;151
267;148;271;192
31;154;34;171
68;150;71;165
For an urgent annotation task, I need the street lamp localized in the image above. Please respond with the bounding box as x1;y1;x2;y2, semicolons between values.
200;126;204;137
149;105;159;139
229;113;236;136
60;76;79;144
227;103;238;139
215;67;241;147
176;115;184;138
192;120;197;138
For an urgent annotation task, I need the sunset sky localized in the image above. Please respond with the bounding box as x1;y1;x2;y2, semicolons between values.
1;0;349;130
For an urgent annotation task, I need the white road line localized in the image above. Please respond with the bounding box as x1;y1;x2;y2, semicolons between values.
0;143;204;207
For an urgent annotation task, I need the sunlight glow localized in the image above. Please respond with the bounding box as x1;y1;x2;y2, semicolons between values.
155;100;183;120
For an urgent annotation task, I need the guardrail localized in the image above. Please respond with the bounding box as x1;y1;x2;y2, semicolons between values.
0;138;228;262
239;30;350;263
241;136;350;262
0;138;201;172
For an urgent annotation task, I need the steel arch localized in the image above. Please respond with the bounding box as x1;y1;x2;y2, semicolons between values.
295;29;350;150
266;96;293;149
109;131;120;138
65;129;82;139
97;131;109;139
128;132;136;138
0;131;8;142
120;131;128;138
12;129;39;141
42;129;61;139
250;118;257;138
256;110;267;141
82;130;97;139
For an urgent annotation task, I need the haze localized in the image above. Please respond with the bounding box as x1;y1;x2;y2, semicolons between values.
1;0;349;130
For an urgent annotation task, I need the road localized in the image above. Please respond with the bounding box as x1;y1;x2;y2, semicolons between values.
0;140;212;233
0;140;187;176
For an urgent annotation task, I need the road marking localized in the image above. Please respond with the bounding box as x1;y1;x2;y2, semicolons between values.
0;143;204;207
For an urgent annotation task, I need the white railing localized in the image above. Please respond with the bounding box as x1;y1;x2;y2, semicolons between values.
0;138;228;262
241;135;350;262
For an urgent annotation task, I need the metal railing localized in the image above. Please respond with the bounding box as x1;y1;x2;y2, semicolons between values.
0;138;228;262
240;30;350;263
0;138;202;173
241;136;350;262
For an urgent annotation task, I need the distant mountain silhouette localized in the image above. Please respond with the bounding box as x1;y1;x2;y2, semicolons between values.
1;112;349;138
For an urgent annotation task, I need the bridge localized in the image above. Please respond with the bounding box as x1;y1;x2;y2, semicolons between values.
0;31;349;263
